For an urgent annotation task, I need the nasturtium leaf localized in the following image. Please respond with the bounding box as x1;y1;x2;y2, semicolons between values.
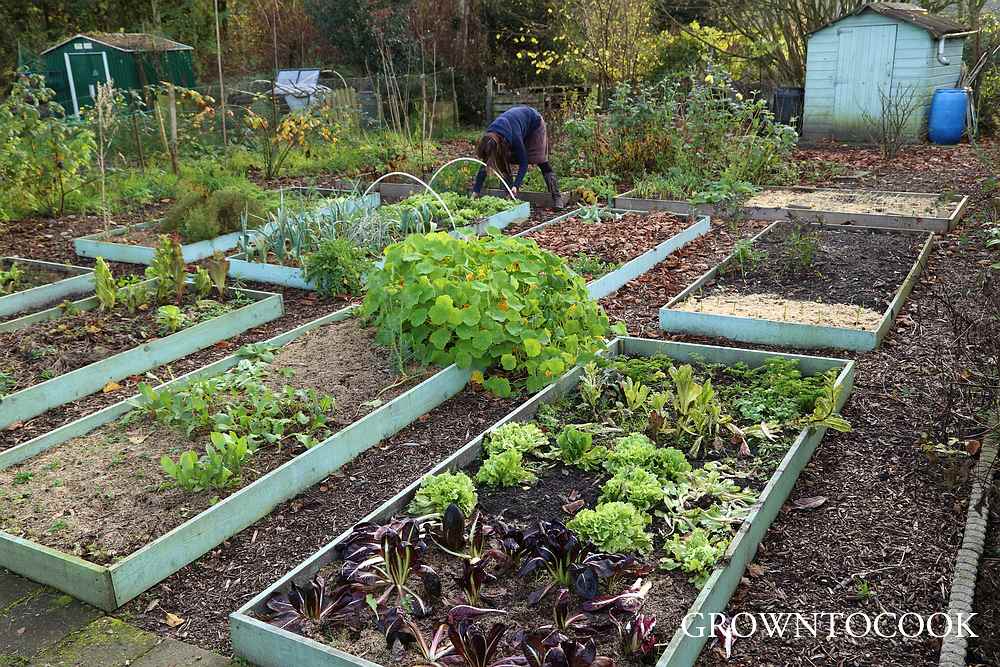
462;308;481;326
500;353;517;371
409;307;428;327
429;295;455;325
456;349;473;368
472;330;493;351
524;338;542;358
484;376;512;397
430;328;452;350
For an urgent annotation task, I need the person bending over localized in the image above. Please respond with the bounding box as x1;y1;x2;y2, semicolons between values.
471;105;566;208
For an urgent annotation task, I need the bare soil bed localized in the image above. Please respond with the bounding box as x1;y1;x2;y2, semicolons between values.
522;211;691;279
675;223;926;327
117;386;521;653
0;291;247;396
0;317;419;564
746;187;955;218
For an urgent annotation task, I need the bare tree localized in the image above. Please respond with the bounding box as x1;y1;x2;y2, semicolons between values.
560;0;655;96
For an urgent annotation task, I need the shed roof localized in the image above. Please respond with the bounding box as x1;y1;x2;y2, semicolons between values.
809;3;969;38
41;33;193;56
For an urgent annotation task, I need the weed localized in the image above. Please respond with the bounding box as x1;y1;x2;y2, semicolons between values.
13;472;32;485
781;224;820;272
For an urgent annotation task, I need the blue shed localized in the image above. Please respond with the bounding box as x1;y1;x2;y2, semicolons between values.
802;3;972;142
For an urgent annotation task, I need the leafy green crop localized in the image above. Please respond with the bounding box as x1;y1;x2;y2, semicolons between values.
484;421;548;456
599;466;665;511
93;257;116;311
475;448;537;487
0;262;23;294
566;501;652;554
155;304;187;333
407;471;478;516
555;425;608;471
302;237;372;296
380;192;517;228
604;433;691;482
718;358;835;424
362;232;612;395
160;431;253;492
660;528;727;588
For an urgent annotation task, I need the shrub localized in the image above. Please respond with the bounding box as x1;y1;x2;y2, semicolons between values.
362;232;613;396
302;238;371;296
162;187;264;243
407;471;478;516
567;501;652;554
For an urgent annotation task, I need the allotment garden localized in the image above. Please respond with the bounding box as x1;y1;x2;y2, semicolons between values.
1;13;1000;667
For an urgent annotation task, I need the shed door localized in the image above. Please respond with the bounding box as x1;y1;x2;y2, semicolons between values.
833;25;897;138
66;52;110;114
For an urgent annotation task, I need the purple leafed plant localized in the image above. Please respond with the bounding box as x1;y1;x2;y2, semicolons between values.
378;606;455;664
518;631;614;667
616;614;658;662
338;518;439;614
264;574;364;635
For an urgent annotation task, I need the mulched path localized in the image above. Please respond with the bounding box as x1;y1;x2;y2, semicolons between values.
599;219;771;334
503;206;564;235
708;223;926;310
116;386;520;653
523;211;691;271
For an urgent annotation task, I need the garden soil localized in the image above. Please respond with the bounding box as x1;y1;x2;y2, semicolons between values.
0;317;414;562
117;387;521;653
523;211;690;270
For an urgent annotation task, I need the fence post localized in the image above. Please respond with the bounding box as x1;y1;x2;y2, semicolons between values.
485;77;494;123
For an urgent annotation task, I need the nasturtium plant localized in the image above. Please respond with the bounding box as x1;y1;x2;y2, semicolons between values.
484;421;548;456
407;471;478;516
362;232;612;395
566;501;652;554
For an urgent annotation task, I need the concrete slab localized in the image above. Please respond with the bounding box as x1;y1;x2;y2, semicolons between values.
0;571;44;612
0;589;101;660
30;617;159;666
131;638;238;667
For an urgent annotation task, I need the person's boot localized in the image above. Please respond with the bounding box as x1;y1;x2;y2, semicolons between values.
543;172;568;209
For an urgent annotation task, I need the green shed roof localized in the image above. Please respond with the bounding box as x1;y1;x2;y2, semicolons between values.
41;33;193;55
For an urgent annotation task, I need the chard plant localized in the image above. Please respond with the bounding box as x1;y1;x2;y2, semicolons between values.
93;257;116;312
0;262;23;294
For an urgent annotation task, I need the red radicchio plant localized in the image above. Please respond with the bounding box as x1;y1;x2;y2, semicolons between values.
264;574;365;635
338;518;440;614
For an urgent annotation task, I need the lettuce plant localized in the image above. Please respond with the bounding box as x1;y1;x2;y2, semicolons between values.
485;421;548;456
476;449;537;488
566;502;653;554
93;257;116;311
599;467;665;511
555;426;608;472
362;232;612;396
408;471;478;516
603;433;690;482
659;528;727;588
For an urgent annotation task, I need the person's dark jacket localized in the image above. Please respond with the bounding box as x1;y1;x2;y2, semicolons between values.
473;106;542;193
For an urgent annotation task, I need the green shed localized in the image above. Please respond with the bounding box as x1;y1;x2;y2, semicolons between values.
802;3;974;142
40;33;196;115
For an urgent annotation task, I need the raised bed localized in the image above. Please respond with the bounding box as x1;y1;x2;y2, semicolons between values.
229;335;855;667
0;257;94;326
515;208;710;299
0;280;282;430
660;221;934;351
272;187;381;217
74;220;254;265
0;308;474;611
614;186;968;233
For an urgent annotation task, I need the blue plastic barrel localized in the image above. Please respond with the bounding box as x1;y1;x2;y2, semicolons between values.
928;88;968;145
